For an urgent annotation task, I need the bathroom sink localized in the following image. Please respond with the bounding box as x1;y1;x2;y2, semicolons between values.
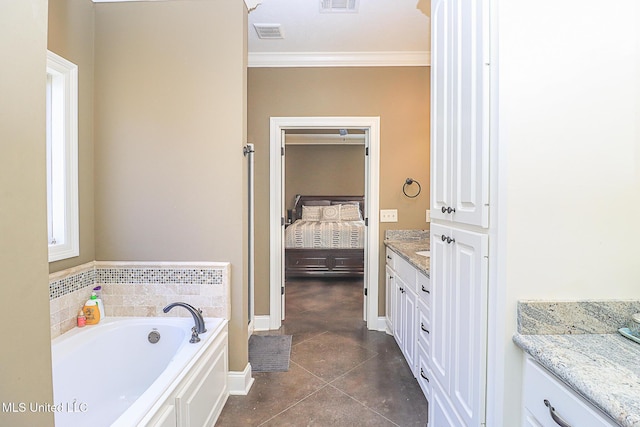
415;250;430;257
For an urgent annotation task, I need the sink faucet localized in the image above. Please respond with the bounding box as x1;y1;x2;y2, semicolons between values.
163;302;207;343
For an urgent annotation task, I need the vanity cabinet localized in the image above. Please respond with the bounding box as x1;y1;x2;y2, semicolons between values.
430;224;488;427
430;0;490;229
385;247;431;398
522;357;617;427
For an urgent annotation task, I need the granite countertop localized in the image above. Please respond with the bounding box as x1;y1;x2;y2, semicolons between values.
383;230;430;277
514;301;640;427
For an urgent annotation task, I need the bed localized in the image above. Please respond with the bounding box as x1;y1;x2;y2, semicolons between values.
285;195;365;278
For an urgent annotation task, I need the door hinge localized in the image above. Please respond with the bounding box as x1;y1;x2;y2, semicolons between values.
364;288;367;296
281;146;285;156
365;147;369;156
281;286;285;295
281;217;285;226
365;217;368;226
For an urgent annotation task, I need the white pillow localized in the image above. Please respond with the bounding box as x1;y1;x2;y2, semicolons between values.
339;204;361;221
301;205;323;221
320;205;341;222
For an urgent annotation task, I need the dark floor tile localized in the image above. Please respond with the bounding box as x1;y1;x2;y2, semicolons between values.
290;331;378;381
331;351;429;426
260;385;396;427
215;363;326;426
218;277;428;426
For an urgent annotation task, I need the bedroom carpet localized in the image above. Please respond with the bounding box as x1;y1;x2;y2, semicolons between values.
216;277;429;426
248;334;292;372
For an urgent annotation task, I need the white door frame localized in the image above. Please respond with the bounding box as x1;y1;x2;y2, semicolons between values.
269;116;380;331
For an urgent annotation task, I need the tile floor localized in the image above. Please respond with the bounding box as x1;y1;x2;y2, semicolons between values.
216;277;429;426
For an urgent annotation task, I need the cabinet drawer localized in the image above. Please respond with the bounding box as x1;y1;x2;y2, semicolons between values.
416;341;432;401
523;357;616;427
417;296;431;351
417;272;430;301
385;247;396;269
396;255;417;288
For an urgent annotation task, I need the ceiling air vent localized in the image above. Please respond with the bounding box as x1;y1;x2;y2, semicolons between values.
253;24;284;39
320;0;358;13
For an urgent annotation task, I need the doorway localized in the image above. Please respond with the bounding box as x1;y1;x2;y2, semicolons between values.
269;117;381;331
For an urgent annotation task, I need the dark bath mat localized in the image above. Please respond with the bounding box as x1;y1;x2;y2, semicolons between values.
249;334;292;372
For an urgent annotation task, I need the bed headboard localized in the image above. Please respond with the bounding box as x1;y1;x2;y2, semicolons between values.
292;195;365;221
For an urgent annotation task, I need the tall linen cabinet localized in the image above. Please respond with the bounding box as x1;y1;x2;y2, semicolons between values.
429;0;490;426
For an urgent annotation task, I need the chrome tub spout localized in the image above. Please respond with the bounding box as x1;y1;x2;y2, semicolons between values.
163;302;207;343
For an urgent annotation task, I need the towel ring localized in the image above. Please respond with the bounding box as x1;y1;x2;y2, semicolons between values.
403;178;421;198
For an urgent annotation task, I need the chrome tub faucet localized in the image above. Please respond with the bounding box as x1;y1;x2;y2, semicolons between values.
163;302;207;343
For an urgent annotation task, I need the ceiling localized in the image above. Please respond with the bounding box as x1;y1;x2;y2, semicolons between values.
247;0;431;67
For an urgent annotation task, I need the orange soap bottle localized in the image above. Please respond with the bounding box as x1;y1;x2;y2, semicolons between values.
83;293;101;325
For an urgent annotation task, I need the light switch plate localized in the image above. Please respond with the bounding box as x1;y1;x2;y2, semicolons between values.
380;209;398;222
426;209;431;222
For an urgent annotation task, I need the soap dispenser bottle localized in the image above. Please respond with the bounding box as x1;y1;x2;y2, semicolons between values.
83;293;101;325
92;286;106;319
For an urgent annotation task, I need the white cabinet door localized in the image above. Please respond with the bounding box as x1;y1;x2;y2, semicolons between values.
402;284;417;373
431;0;490;228
430;224;452;393
385;264;394;333
430;223;488;427
393;274;406;351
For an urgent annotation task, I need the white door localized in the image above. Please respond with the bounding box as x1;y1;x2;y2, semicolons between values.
280;129;286;320
430;223;452;392
430;0;452;222
449;226;488;427
431;0;490;228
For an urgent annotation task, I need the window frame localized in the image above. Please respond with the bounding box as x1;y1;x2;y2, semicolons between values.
46;50;79;262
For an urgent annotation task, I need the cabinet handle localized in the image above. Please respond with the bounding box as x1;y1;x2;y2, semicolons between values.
544;399;572;427
441;206;456;214
421;285;430;294
387;255;392;260
399;287;404;293
420;369;430;382
421;323;430;334
441;235;455;244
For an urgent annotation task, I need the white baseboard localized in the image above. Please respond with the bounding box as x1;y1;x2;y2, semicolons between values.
227;363;254;395
376;316;388;332
253;315;271;332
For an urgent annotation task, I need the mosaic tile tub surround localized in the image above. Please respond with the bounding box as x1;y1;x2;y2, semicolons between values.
49;261;231;338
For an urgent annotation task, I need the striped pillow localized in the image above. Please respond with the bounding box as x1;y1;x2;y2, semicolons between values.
339;203;361;221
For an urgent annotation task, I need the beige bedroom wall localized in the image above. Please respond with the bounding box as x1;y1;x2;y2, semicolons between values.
0;1;54;426
284;145;365;212
94;0;248;371
48;0;96;273
248;67;430;316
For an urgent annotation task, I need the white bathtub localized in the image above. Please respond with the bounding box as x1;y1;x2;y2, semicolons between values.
51;316;228;427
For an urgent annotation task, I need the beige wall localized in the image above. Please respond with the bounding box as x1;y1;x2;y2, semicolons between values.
248;67;430;316
48;0;96;273
93;0;248;371
285;144;365;212
0;1;54;426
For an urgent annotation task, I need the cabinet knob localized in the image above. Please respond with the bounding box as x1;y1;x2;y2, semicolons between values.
441;206;456;214
544;399;572;427
387;255;392;259
441;235;455;244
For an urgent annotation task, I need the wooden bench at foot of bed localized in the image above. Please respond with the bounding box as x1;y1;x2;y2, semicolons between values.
285;248;364;278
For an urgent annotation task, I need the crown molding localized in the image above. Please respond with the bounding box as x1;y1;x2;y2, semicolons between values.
248;51;431;68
